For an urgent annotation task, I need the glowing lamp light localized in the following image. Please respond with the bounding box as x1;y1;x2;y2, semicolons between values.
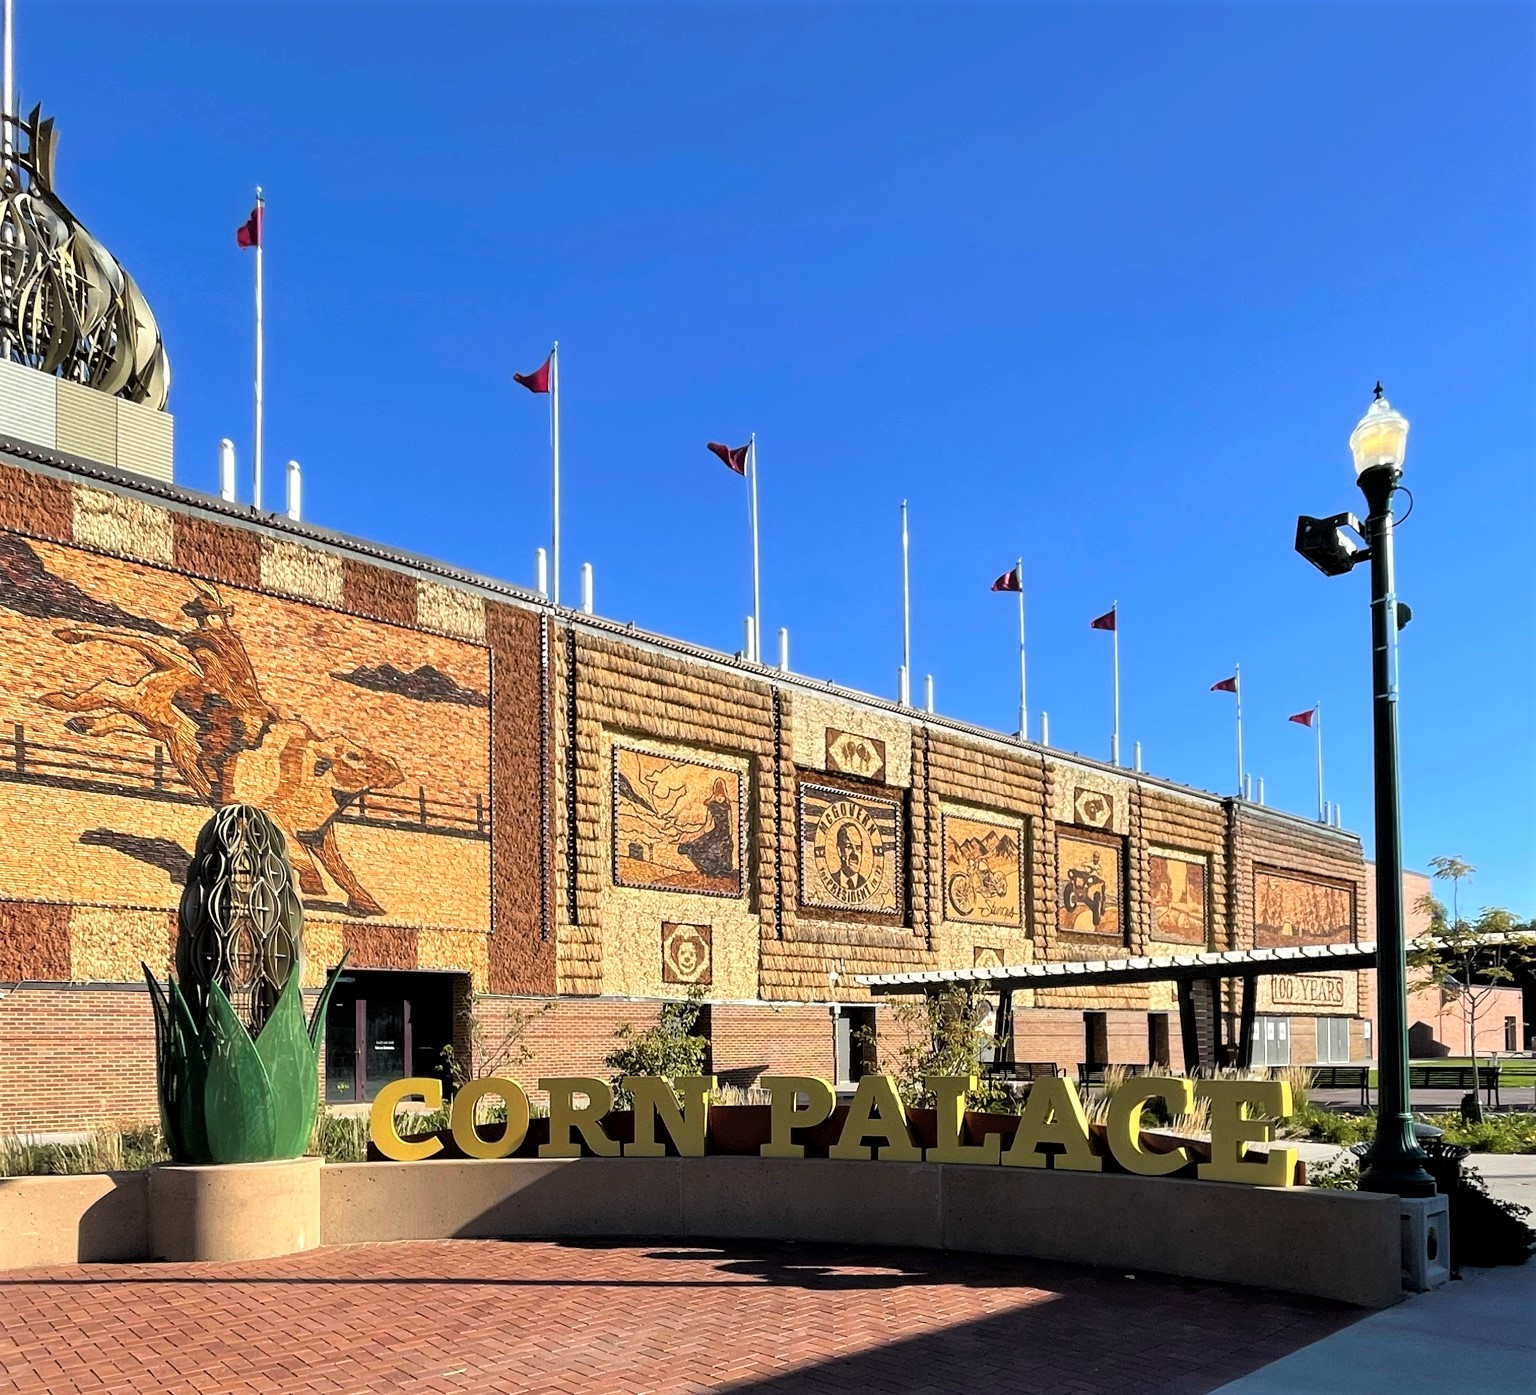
1349;385;1410;478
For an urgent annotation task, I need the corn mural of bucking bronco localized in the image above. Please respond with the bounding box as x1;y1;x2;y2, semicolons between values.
144;804;345;1164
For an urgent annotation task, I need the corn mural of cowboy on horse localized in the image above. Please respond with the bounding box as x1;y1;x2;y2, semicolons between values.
0;535;490;929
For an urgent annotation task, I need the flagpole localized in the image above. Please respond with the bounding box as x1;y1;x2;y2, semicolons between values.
900;501;911;705
1111;601;1120;766
1315;701;1324;821
550;341;560;607
748;432;761;661
2;0;13;164
253;187;265;511
1016;558;1027;740
1234;662;1245;796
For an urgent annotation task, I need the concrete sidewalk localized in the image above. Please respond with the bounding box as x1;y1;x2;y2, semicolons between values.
1213;1262;1535;1394
1219;1148;1534;1395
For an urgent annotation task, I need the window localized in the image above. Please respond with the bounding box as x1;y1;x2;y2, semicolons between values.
1506;1017;1518;1053
1315;1017;1350;1064
1253;1016;1290;1066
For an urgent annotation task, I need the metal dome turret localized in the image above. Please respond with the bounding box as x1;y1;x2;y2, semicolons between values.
0;103;170;409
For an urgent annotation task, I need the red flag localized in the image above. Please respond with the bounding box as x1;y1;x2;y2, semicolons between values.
514;356;552;394
1289;708;1316;727
235;206;262;249
707;441;749;476
1090;607;1116;631
990;566;1021;593
1210;676;1238;693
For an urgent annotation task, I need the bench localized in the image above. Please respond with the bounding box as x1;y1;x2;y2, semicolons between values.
1308;1065;1371;1108
980;1060;1061;1083
1408;1064;1501;1108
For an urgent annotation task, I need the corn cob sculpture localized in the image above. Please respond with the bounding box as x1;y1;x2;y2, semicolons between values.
144;806;346;1163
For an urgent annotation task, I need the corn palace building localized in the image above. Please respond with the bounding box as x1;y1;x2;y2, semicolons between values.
0;411;1385;1134
0;113;1378;1138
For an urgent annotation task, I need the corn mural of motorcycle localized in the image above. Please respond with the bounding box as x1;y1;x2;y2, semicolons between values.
946;857;1010;920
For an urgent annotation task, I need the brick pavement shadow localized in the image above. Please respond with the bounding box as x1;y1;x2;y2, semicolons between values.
565;1238;1026;1291
0;1240;1363;1395
653;1243;1354;1395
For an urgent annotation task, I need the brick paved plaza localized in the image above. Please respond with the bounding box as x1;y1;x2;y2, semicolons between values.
0;1239;1359;1394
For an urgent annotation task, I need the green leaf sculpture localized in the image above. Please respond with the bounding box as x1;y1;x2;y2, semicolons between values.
144;805;345;1164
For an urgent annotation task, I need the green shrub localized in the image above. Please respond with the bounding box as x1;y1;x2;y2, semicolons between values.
0;1125;169;1176
1287;1103;1376;1147
606;993;709;1109
1421;1112;1536;1155
1306;1154;1360;1190
313;1112;370;1162
1447;1164;1535;1267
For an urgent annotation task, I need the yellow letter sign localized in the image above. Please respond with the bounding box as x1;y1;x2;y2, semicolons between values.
829;1075;921;1162
1196;1079;1296;1186
369;1076;444;1162
760;1076;836;1158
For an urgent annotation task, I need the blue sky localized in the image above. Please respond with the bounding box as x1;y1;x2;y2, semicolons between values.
21;1;1535;914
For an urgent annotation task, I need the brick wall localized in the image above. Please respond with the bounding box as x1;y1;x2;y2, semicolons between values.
0;985;158;1132
711;1003;835;1084
1406;983;1524;1058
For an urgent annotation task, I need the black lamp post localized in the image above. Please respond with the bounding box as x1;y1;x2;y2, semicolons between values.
1296;384;1435;1199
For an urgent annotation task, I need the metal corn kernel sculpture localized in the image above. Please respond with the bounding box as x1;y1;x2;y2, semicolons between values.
143;806;346;1164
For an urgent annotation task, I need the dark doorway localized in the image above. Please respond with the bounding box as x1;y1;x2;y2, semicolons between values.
835;1007;876;1087
1148;1012;1171;1069
1084;1011;1109;1072
325;969;456;1104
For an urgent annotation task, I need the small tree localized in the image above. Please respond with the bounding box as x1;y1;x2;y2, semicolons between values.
875;984;1018;1113
606;989;709;1109
441;993;552;1089
1411;857;1534;1122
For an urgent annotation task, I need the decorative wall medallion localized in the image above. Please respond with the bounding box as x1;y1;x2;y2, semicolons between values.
798;782;902;915
661;922;713;985
1056;829;1124;936
1254;868;1353;947
612;747;744;898
942;813;1024;927
1072;787;1113;829
825;729;887;783
1149;848;1209;946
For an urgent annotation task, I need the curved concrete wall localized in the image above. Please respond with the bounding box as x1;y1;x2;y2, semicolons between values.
320;1157;1403;1309
1;1156;1401;1308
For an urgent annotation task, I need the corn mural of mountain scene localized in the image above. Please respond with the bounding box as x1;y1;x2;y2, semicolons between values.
143;805;346;1164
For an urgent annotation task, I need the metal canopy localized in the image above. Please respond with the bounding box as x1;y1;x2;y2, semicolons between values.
859;942;1379;1074
856;941;1378;995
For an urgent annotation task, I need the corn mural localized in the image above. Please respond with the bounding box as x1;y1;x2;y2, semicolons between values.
143;805;345;1163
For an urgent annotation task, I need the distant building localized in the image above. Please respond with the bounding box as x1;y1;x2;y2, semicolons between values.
1365;867;1528;1058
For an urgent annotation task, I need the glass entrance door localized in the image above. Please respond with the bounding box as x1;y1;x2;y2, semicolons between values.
324;969;452;1104
363;996;410;1102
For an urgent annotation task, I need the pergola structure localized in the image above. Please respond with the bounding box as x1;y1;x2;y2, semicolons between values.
858;942;1378;1072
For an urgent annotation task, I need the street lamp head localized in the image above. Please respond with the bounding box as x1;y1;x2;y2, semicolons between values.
1349;384;1409;480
